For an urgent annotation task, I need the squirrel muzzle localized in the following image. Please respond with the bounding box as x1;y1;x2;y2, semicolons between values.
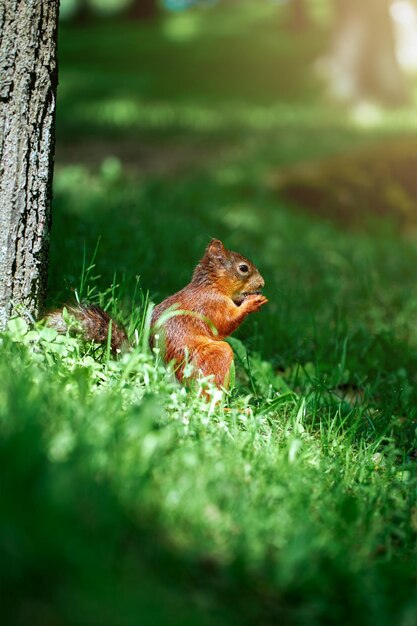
233;273;265;305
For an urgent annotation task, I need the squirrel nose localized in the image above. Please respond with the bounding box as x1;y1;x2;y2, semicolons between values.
256;276;265;290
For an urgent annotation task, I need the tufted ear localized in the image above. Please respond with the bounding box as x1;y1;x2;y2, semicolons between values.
206;238;226;257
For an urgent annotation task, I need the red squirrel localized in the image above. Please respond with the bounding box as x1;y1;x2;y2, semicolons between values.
46;239;267;389
151;239;267;388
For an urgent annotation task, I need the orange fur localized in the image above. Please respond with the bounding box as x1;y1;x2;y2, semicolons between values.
151;239;268;390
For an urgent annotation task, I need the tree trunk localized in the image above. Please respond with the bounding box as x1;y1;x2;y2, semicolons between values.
329;0;407;105
0;0;59;329
287;0;310;32
129;0;158;20
72;1;92;25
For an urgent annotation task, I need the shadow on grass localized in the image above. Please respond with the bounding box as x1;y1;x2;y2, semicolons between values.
1;358;415;626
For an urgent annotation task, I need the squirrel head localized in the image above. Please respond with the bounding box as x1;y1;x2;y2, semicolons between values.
192;239;265;304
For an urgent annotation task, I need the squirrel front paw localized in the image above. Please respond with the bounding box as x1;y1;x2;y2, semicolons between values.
243;293;268;313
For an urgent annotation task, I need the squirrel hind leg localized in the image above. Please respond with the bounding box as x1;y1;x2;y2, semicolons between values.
192;340;234;390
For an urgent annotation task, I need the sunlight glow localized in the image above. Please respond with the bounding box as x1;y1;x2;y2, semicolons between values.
162;13;202;42
391;0;417;70
390;0;415;24
350;102;383;128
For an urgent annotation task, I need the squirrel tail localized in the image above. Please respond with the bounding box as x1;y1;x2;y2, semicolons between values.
44;304;130;355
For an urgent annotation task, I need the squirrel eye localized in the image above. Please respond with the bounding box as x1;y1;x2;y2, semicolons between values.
238;264;249;273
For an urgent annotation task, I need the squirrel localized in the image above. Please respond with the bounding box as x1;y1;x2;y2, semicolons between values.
151;239;267;388
45;239;267;390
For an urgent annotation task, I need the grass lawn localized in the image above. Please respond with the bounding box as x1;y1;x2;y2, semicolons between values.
1;4;416;625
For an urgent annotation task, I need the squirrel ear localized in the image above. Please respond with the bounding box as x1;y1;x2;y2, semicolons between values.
206;239;226;257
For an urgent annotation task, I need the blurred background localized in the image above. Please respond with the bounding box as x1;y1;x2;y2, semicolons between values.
49;0;417;369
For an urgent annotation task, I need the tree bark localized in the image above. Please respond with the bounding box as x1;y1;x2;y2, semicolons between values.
0;0;59;329
329;0;407;105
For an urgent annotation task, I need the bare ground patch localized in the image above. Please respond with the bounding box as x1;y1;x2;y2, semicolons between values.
269;138;417;234
55;137;231;179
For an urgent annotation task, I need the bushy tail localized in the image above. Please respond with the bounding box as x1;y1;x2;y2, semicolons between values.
44;304;130;355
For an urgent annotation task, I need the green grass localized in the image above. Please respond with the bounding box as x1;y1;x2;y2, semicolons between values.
1;4;417;625
2;308;416;626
